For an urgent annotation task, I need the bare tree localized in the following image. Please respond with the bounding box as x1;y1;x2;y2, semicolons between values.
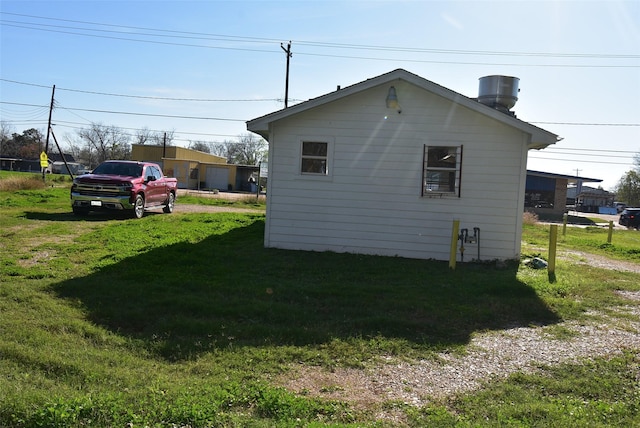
187;140;211;153
64;137;89;166
0;121;15;158
135;127;175;146
208;141;231;160
218;133;267;165
74;123;131;164
0;121;13;144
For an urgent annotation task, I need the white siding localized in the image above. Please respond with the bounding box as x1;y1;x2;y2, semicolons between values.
264;81;529;261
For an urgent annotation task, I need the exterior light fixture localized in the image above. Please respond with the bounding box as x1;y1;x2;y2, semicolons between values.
385;86;401;113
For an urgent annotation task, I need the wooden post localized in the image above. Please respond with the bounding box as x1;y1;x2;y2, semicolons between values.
607;221;613;244
562;213;568;236
548;225;558;276
449;220;460;270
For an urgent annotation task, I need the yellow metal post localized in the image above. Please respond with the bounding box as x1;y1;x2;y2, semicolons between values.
548;224;558;276
449;220;460;270
607;221;613;244
562;213;568;236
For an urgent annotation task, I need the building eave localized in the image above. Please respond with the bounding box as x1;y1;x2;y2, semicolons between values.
527;169;602;184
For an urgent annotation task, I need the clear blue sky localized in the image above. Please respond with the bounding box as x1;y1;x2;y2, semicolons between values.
1;0;638;190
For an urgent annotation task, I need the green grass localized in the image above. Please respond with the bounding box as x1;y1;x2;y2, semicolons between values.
523;223;640;262
1;184;639;427
178;192;266;210
407;350;640;427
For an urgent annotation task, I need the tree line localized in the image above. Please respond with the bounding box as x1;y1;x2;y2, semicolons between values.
0;121;267;168
616;155;640;206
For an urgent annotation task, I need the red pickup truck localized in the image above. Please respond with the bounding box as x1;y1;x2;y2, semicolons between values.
71;160;178;219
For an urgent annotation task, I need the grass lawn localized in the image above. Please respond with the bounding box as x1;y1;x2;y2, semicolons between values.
1;173;639;427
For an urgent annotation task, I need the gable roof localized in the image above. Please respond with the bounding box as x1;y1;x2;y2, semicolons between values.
247;68;560;149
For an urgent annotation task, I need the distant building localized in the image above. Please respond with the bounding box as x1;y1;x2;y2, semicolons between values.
0;157;43;172
131;144;259;191
51;161;87;175
524;170;616;216
567;185;614;213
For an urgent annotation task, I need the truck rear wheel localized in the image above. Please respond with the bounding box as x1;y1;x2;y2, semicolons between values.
132;195;145;219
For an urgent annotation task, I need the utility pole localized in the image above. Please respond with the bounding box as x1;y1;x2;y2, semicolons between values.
45;85;55;154
280;41;292;108
575;168;583;211
41;85;56;181
163;132;167;158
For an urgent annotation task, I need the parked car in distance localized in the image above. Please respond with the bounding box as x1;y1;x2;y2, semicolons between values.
71;160;178;219
614;202;627;213
619;208;640;229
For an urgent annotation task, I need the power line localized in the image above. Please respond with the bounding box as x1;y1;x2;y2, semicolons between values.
0;78;297;102
60;106;246;122
50;120;241;139
0;101;245;122
0;12;283;44
531;121;640;127
545;147;638;154
542;151;633;159
528;155;634;166
3;12;638;59
294;51;639;68
0;21;279;55
1;14;638;68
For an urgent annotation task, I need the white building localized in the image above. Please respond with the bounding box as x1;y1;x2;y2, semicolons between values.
247;69;559;261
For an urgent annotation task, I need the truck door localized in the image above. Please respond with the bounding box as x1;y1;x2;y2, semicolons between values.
144;165;163;204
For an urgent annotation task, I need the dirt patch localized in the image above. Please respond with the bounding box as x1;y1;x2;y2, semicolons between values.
280;297;640;414
173;203;262;214
174;190;264;214
563;250;640;274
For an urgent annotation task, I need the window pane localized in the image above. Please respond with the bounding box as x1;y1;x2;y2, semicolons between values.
302;142;327;156
427;147;456;168
423;145;461;196
301;158;327;174
426;171;455;192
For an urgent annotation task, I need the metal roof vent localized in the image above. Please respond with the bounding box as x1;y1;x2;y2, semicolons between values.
478;75;520;115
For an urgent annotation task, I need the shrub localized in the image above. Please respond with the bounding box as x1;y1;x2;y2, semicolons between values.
0;175;46;191
523;211;539;225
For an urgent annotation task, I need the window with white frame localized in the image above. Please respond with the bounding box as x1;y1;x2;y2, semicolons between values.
301;141;328;175
422;145;462;197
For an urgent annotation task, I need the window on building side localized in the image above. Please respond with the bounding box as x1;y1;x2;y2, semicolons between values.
301;141;328;175
422;145;462;197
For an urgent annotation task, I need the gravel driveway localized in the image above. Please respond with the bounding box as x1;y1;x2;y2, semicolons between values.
282;293;640;414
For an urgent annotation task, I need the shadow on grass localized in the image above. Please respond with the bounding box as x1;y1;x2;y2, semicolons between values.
24;211;123;222
24;210;167;222
54;220;560;361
